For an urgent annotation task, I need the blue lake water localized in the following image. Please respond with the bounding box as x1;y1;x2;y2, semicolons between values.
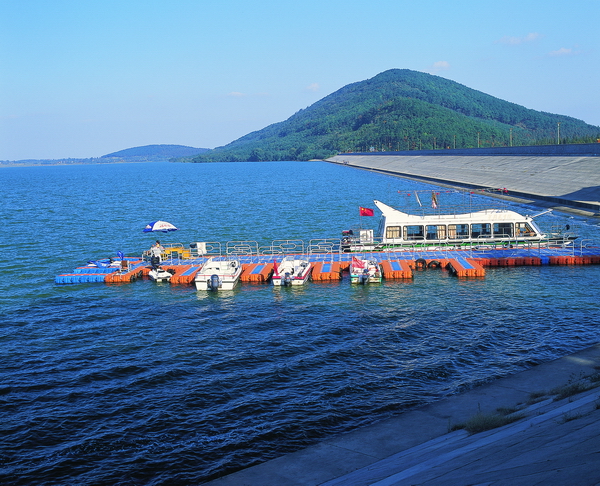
2;161;600;485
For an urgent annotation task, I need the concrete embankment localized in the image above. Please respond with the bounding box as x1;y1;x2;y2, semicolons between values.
206;344;600;485
326;143;600;217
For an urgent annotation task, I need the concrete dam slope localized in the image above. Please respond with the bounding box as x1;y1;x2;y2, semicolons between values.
326;143;600;217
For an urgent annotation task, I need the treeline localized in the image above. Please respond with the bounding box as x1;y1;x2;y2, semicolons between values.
182;69;600;163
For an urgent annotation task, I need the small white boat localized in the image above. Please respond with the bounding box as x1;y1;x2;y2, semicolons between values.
194;257;242;291
272;257;312;286
350;257;382;284
149;267;175;283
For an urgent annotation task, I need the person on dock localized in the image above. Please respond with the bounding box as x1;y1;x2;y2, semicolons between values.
150;240;164;267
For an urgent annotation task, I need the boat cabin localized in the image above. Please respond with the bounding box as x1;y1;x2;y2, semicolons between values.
373;199;546;247
341;199;557;251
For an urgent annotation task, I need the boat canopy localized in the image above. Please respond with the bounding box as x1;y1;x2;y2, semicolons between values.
373;200;530;224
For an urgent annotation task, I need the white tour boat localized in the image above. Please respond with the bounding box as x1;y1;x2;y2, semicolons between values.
272;257;313;286
350;257;382;284
342;199;577;252
194;257;242;291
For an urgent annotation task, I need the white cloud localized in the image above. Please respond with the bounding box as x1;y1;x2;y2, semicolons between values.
430;61;450;73
497;32;540;45
549;47;573;57
305;83;320;92
227;91;246;97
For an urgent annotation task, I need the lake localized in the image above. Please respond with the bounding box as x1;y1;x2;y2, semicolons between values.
2;161;600;485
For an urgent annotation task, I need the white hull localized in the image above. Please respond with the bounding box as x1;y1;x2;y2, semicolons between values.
272;258;312;286
149;268;173;283
350;259;382;284
194;258;242;291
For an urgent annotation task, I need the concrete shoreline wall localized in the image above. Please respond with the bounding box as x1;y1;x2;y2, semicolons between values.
345;142;600;157
326;148;600;217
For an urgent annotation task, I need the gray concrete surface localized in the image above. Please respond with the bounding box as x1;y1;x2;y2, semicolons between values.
326;154;600;217
205;344;600;485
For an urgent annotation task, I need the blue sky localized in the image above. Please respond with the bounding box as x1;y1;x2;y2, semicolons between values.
1;0;598;160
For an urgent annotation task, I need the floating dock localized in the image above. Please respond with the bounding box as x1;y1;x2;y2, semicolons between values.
55;245;600;286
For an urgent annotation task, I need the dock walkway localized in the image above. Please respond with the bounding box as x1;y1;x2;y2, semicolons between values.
55;245;600;285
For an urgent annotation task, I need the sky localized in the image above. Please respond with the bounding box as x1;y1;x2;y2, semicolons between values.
1;0;598;160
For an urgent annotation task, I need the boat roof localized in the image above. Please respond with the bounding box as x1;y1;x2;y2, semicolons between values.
373;200;531;223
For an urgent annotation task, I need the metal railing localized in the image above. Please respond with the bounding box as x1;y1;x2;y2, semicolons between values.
259;239;305;256
143;234;598;263
308;238;341;254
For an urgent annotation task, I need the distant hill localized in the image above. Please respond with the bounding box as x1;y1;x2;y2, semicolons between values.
102;144;210;160
183;69;600;163
0;144;211;166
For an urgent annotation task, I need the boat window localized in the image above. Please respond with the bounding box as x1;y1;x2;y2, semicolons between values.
426;225;446;240
471;223;492;239
385;226;401;239
493;223;513;237
516;223;535;236
403;225;424;240
447;224;469;239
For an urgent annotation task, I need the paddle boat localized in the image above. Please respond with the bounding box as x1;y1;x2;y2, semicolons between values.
350;257;382;284
194;257;242;291
342;199;577;252
272;257;313;286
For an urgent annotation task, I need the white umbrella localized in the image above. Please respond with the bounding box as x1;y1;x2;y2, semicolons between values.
143;221;179;233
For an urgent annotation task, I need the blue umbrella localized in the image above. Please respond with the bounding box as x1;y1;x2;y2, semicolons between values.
143;221;179;233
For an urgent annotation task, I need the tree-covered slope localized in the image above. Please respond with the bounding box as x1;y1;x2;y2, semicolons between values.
186;69;600;162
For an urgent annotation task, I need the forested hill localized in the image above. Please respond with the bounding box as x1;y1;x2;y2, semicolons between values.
183;69;600;163
103;144;209;159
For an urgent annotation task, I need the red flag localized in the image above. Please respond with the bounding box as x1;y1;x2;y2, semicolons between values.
352;256;365;268
273;259;278;276
359;206;374;216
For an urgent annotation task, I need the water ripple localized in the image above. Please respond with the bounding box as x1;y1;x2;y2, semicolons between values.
1;162;600;485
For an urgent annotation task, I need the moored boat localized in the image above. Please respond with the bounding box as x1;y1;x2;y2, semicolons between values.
149;266;175;283
342;199;578;252
272;257;312;286
350;256;382;284
194;257;242;291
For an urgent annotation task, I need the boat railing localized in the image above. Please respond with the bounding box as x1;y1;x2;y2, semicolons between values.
349;235;385;251
308;238;341;254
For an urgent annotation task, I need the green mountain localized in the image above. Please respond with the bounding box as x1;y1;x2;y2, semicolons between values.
103;144;209;160
184;69;600;163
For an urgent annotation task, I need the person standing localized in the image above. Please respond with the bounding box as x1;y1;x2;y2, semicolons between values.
150;240;164;266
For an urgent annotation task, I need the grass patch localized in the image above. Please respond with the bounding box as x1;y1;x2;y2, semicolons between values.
450;410;525;435
529;371;600;404
588;372;600;383
496;406;521;416
560;412;585;423
551;381;594;401
527;390;549;404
